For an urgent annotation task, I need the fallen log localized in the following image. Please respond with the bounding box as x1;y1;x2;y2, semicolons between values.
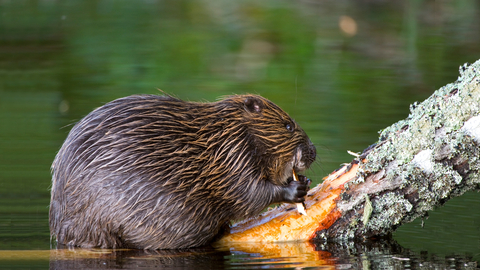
216;59;480;245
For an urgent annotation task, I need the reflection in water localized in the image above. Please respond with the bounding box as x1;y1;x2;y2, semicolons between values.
41;239;477;269
49;248;230;270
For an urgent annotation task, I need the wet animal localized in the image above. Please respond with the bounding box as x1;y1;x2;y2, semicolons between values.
49;94;316;249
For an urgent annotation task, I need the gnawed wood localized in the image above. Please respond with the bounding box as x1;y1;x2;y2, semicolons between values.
216;162;357;244
217;59;480;244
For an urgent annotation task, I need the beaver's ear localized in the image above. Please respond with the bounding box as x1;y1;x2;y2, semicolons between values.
244;96;264;114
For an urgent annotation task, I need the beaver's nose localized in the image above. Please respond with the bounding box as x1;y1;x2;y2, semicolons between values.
309;143;316;161
302;141;316;168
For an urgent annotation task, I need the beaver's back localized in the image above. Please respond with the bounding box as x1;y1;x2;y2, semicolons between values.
51;95;225;248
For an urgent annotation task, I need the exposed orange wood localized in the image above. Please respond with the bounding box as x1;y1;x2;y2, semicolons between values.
216;162;359;244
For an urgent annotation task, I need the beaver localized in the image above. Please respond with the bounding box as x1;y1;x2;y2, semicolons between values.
49;94;316;249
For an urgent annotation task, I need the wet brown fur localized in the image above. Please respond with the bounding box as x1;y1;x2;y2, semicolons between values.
49;94;316;249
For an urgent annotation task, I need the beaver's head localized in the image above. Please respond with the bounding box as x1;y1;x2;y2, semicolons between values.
218;95;316;186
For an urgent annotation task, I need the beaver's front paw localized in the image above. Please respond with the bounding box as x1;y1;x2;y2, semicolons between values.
283;175;311;203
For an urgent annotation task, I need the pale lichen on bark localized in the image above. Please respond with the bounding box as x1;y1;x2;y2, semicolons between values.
321;60;480;241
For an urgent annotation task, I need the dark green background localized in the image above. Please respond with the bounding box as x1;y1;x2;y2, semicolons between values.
0;0;479;264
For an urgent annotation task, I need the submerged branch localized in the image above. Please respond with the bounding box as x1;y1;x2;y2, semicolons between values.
217;59;480;245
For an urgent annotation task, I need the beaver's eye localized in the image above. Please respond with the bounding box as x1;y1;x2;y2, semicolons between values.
286;123;294;132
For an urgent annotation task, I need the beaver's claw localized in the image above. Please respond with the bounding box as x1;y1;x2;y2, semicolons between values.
283;175;311;203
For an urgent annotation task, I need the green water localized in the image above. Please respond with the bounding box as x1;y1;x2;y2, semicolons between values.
1;0;480;268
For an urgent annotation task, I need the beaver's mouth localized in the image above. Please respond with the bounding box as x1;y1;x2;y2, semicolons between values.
279;147;308;185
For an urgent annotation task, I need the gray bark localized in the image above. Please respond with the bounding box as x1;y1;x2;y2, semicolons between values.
318;60;480;241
